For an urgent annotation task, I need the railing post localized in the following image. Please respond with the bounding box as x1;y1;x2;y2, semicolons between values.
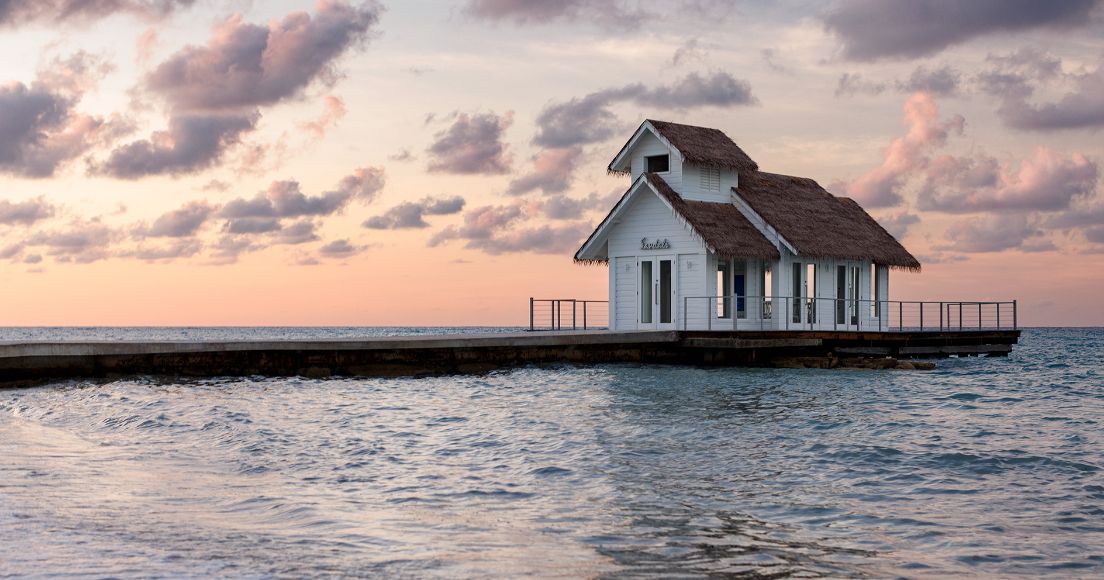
978;303;983;330
1013;300;1018;329
683;296;688;330
583;301;588;330
996;302;1000;329
530;297;535;331
553;300;558;330
919;302;924;331
959;303;963;331
899;302;903;331
940;302;944;331
572;300;577;330
707;297;712;330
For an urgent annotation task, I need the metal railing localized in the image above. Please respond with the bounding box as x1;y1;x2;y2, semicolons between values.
682;295;1017;332
529;298;609;331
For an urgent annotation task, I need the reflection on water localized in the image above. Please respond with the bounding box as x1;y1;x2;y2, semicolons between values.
1;328;1102;577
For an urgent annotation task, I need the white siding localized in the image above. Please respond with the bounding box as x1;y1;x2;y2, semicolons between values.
680;253;707;329
680;164;738;203
607;188;707;329
607;189;705;258
615;257;636;330
629;132;683;191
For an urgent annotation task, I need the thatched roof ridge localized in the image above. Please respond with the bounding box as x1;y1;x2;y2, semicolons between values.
734;171;921;270
648;119;759;172
645;173;779;260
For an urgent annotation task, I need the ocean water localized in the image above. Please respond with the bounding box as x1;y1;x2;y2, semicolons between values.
0;328;1101;578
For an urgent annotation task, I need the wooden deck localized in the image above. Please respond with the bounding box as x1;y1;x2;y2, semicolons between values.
0;329;1020;386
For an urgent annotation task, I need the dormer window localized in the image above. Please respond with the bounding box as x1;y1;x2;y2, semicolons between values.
701;167;720;190
646;154;669;173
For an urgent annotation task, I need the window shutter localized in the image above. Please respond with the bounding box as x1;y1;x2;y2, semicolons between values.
700;167;720;190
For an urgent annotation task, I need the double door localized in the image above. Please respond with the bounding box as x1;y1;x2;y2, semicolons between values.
638;255;675;330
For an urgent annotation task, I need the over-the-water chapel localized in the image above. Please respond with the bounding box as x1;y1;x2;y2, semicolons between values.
574;119;922;332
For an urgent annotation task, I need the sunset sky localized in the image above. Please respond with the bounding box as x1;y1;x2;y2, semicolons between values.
1;0;1102;326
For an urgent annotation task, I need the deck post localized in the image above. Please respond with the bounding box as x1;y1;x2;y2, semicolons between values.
1013;300;1018;329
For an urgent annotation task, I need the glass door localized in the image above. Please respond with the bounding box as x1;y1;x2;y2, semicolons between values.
638;256;675;329
835;263;861;328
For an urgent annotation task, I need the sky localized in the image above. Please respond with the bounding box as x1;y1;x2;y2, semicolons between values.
0;0;1102;327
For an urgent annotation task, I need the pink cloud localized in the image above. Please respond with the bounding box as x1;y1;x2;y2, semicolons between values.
841;92;964;208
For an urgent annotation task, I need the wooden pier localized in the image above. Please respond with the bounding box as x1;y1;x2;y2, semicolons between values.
0;329;1020;387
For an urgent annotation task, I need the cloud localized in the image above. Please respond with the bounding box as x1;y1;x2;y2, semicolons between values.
532;93;626;148
209;234;256;264
919;147;1099;213
838;92;964;208
0;197;56;226
982;54;1104;131
875;211;920;239
102;2;382;178
0;0;196;26
146;2;382;111
941;214;1045;252
143;200;216;237
760;48;794;75
541;189;621;220
506;146;582;195
533;72;757;148
389;148;415;162
0;53;122;177
461;223;593;255
671;39;705;67
125;238;203;262
429;204;523;246
463;0;646;30
363;195;465;229
834;73;886;97
318;238;360;258
301;95;346;137
272;220;320;244
896;65;961;96
25;219;116;263
224;217;282;234
427;202;591;254
823;0;1101;61
426;111;514;174
99;112;258;178
220;166;385;220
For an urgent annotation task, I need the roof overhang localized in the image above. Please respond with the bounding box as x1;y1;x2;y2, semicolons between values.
729;186;799;256
607;120;676;174
574;174;683;262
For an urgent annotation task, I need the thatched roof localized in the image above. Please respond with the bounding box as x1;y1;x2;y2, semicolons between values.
607;119;759;174
647;119;759;172
646;173;779;260
573;173;779;263
734;171;921;270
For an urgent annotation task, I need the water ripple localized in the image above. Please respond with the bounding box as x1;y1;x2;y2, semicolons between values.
0;328;1102;577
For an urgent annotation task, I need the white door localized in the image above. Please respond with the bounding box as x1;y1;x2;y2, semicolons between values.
834;263;861;330
638;255;676;330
